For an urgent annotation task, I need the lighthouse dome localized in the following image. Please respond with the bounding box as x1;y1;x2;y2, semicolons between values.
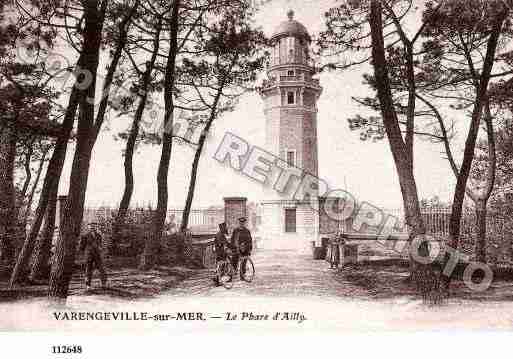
271;10;310;42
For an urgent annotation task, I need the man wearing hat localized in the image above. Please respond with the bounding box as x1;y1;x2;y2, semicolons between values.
230;217;253;277
79;222;107;290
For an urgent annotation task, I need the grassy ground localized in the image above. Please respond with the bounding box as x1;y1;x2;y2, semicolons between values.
0;256;208;302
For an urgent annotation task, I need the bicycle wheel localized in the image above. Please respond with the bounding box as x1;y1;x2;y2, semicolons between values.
240;257;255;282
217;261;234;289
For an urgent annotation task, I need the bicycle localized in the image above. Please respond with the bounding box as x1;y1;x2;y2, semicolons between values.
216;252;255;289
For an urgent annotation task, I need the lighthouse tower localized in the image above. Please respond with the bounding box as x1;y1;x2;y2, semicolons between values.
258;10;323;250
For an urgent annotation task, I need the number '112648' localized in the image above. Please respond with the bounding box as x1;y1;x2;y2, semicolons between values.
51;345;83;354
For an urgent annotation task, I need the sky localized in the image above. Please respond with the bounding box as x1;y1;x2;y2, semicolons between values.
56;0;464;210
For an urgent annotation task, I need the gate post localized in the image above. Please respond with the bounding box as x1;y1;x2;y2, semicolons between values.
224;197;247;234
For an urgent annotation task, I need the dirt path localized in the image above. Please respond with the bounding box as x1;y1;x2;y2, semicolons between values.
167;249;513;302
166;249;415;298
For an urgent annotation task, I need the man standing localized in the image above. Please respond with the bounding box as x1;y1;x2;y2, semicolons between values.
214;222;230;261
230;217;253;277
79;222;107;290
213;222;230;286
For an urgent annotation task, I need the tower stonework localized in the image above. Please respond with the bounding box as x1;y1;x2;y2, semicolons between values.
261;10;322;188
257;11;323;250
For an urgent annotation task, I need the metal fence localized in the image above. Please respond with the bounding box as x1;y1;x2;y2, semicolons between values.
382;207;513;263
80;207;224;234
78;206;512;260
79;206;510;236
384;207;511;237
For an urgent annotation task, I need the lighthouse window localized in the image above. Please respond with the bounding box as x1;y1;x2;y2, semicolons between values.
285;208;297;233
288;49;294;62
286;150;295;167
287;91;295;104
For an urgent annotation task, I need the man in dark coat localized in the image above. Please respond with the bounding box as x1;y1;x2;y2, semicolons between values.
214;222;230;261
230;217;253;276
213;222;230;286
79;222;107;290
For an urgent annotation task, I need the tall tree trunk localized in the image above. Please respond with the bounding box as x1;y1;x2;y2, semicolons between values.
8;87;78;287
420;87;499;267
180;142;203;233
48;0;106;301
0;125;17;264
474;101;497;264
142;137;173;269
15;141;34;225
90;0;139;143
141;0;181;270
29;183;58;281
369;0;433;294
48;118;95;300
20;143;34;203
23;148;48;226
90;0;139;256
181;68;230;231
475;200;487;263
441;8;507;289
113;17;162;253
47;0;135;297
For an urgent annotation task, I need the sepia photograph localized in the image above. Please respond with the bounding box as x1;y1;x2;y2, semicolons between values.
1;0;513;347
